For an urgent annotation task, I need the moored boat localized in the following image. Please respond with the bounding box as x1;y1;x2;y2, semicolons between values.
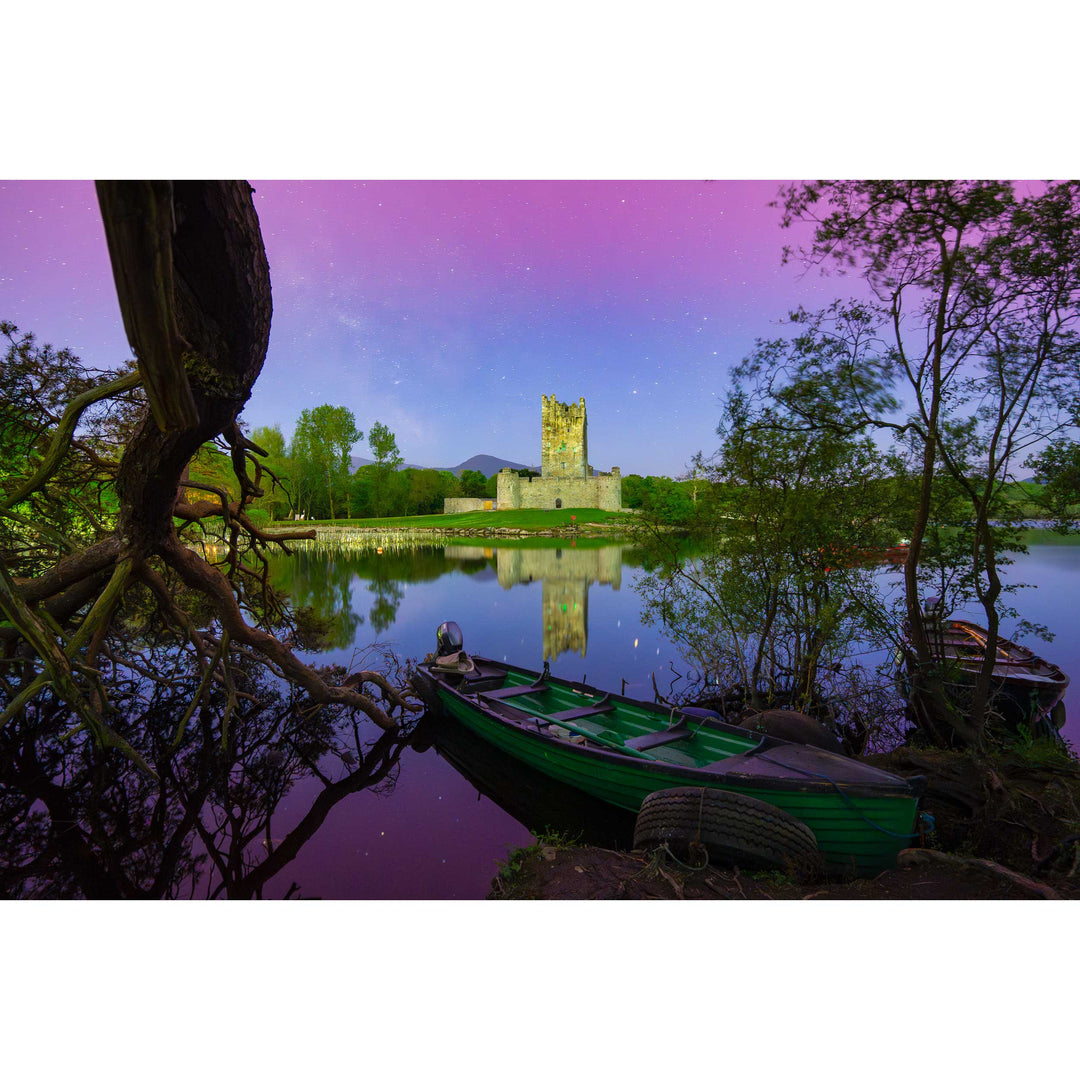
414;623;925;875
901;608;1069;733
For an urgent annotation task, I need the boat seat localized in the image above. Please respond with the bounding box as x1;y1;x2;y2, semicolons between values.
625;723;694;751
546;695;615;723
462;676;507;694
480;680;549;701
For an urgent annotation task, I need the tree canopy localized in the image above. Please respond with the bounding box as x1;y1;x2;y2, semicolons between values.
740;180;1080;746
289;404;361;520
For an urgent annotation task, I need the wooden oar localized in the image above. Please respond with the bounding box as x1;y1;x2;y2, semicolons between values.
959;625;1010;660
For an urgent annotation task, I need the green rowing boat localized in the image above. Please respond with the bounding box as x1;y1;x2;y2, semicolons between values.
414;623;925;875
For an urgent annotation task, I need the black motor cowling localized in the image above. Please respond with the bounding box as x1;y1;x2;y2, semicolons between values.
922;595;947;633
436;621;464;658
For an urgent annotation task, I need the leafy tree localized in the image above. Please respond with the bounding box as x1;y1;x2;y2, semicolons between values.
349;466;375;519
739;180;1080;747
248;423;293;520
367;420;403;517
1;323;141;579
620;474;649;509
459;469;487;498
400;468;456;516
639;476;694;525
635;396;902;720
290;405;361;520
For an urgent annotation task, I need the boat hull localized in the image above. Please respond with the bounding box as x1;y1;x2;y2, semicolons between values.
416;659;922;875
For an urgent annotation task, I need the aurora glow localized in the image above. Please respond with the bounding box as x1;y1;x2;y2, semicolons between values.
2;179;855;476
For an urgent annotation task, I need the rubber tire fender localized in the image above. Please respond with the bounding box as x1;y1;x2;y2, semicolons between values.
633;787;823;879
1051;700;1067;730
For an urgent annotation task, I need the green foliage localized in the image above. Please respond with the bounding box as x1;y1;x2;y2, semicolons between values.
458;469;488;498
366;420;404;517
639;476;694;525
635;404;903;709
249;424;293;520
1027;438;1080;531
0;322;140;577
289;404;361;520
495;828;581;889
751;180;1080;745
995;725;1077;769
184;443;238;501
366;420;402;470
619;472;701;517
621;473;648;509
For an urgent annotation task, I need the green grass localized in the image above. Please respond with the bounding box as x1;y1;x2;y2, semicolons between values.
1019;528;1080;546
273;507;634;531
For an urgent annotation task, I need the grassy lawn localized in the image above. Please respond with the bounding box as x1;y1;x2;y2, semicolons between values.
1019;528;1080;546
271;507;635;531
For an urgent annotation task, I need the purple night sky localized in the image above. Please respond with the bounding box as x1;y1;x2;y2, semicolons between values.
2;179;857;477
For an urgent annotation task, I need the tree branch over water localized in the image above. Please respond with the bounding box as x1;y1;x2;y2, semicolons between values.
1;181;420;747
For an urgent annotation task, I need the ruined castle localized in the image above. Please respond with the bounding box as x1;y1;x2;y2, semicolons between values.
496;395;621;511
444;394;622;513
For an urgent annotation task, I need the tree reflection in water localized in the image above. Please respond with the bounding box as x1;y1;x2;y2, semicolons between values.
268;547;367;650
0;643;417;899
268;544;469;649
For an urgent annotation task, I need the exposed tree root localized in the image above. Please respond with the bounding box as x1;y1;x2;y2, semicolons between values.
896;848;1063;900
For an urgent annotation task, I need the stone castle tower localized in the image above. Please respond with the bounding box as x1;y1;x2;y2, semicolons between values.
495;394;621;511
541;395;589;479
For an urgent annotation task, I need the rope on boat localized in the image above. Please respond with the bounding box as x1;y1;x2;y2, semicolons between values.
753;751;920;839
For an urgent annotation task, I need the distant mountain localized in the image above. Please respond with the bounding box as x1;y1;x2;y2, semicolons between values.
449;454;535;476
349;453;536;476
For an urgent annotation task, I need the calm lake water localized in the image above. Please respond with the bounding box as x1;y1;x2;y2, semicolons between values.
250;532;1080;900
5;534;1077;899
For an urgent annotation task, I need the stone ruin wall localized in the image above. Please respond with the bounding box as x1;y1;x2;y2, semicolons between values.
443;497;495;514
496;468;621;510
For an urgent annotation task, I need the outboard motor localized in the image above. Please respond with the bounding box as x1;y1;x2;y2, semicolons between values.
923;596;946;634
436;621;464;658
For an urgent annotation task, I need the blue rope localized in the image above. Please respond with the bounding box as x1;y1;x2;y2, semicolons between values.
754;751;921;839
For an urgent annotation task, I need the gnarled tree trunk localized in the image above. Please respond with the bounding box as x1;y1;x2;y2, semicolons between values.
2;181;416;746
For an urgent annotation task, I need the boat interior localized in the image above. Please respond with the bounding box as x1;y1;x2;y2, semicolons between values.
432;656;767;765
427;655;921;790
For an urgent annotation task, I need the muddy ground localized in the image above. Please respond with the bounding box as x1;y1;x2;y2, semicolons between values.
487;746;1080;900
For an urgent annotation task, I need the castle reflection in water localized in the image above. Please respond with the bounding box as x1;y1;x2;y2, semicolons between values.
444;544;625;659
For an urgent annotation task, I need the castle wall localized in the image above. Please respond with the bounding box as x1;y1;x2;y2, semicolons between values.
496;467;621;511
443;497;495;513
